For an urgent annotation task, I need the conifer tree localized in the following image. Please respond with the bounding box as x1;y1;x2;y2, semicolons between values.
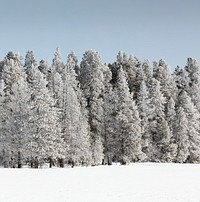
62;52;91;166
24;51;37;84
174;107;189;163
137;80;150;158
185;58;200;112
148;78;175;162
178;90;200;163
52;48;65;76
116;51;140;95
113;67;144;164
153;59;177;100
1;55;30;167
27;68;65;167
80;50;110;165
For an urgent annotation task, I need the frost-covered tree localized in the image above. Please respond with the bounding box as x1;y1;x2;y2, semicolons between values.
62;52;91;166
1;56;30;168
47;50;65;127
153;59;177;100
148;78;175;162
142;60;153;86
27;68;65;167
0;79;8;167
178;90;200;163
174;66;190;94
24;51;37;84
52;48;65;76
38;59;49;76
80;50;110;165
174;107;189;163
165;97;176;134
185;58;200;112
101;62;114;165
116;51;140;96
113;67;144;164
137;80;150;157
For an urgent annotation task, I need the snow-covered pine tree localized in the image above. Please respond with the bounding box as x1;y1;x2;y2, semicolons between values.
135;60;153;101
101;61;114;165
174;106;189;163
0;79;8;167
1;55;30;168
174;66;190;94
116;51;140;96
148;78;175;162
27;68;65;168
52;48;65;76
38;59;49;76
113;67;144;164
80;50;110;165
24;51;37;84
141;60;153;87
62;52;91;166
137;80;150;159
153;59;177;100
178;90;200;163
165;97;176;135
185;58;200;112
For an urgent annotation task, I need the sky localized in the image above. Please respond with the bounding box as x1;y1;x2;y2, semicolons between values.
0;0;200;69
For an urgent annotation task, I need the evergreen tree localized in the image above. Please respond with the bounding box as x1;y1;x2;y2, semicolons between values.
185;58;200;112
116;51;140;96
62;52;91;166
153;59;177;100
1;56;30;168
174;66;190;94
38;59;49;76
174;107;189;163
80;50;110;165
166;97;176;134
178;90;200;163
24;51;37;84
52;48;65;76
113;67;144;164
27;68;65;167
137;80;150;158
148;78;175;162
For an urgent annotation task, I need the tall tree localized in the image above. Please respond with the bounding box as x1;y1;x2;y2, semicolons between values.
137;80;150;158
153;59;177;100
185;58;200;112
1;55;30;168
80;50;110;165
178;90;200;163
148;78;175;162
113;67;144;164
62;52;91;166
52;48;65;76
174;107;189;163
27;68;65;167
24;51;37;84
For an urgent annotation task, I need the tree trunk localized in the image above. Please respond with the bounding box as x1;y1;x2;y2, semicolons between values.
17;151;22;168
49;157;53;168
58;158;64;168
3;149;8;168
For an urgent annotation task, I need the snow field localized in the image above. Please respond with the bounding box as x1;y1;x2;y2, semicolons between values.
1;163;200;202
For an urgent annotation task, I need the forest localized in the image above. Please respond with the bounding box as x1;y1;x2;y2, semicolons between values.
0;49;199;168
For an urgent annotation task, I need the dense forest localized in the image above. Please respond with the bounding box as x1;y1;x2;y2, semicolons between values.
0;49;199;168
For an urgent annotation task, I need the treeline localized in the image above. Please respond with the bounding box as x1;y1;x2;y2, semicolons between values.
0;49;199;168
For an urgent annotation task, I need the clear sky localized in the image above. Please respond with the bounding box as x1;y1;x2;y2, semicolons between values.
0;0;200;69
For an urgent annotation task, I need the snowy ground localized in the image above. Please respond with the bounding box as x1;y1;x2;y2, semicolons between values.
1;163;200;202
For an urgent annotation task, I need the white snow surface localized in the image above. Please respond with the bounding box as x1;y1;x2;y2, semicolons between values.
1;163;200;202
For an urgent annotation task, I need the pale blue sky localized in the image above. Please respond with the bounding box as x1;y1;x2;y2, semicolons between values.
0;0;200;69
